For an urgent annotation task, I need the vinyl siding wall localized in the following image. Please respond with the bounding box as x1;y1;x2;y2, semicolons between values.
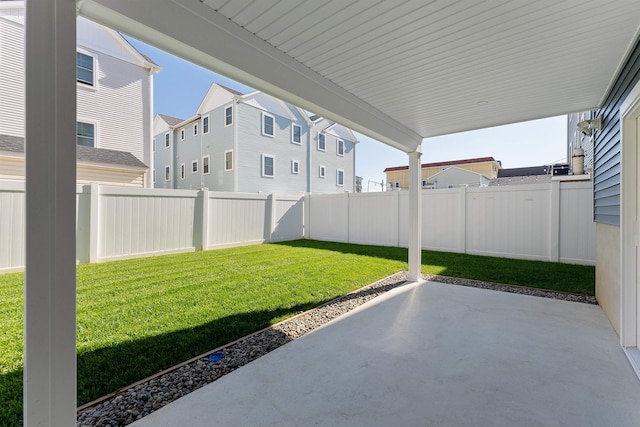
310;130;355;193
203;103;235;192
76;46;150;164
236;103;308;194
0;17;24;137
594;38;640;226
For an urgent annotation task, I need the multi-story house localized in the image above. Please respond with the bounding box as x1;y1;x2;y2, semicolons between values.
0;2;159;187
153;83;357;194
384;157;501;190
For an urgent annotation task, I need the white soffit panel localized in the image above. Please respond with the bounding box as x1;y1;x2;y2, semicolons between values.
81;0;640;142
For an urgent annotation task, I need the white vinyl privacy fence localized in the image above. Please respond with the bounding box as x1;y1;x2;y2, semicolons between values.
0;180;594;273
0;181;303;273
305;181;596;265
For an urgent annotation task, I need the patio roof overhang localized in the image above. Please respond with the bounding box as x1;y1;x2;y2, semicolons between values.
80;0;640;150
23;1;640;425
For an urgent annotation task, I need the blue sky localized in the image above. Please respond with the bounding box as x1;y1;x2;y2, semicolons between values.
128;38;568;190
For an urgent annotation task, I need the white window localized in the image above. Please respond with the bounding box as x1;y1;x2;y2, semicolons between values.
153;169;156;183
165;133;170;148
225;105;233;127
180;163;185;180
153;138;156;152
319;165;326;178
76;121;95;147
192;160;198;173
180;128;185;141
337;169;344;186
262;154;275;177
337;139;345;156
317;133;326;151
203;115;209;134
193;123;198;136
225;150;233;171
291;124;302;144
76;51;95;86
262;112;275;137
203;155;210;175
165;165;171;181
291;160;300;174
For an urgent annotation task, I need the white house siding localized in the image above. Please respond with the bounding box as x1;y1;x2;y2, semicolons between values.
202;103;235;192
0;156;24;180
0;17;25;137
153;120;174;189
77;165;144;187
236;103;307;194
310;126;355;194
174;119;204;190
76;36;150;164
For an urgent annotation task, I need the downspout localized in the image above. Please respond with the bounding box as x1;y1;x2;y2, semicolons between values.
233;97;238;192
146;69;154;188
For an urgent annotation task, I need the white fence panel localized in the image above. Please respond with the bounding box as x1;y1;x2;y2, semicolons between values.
559;181;597;265
99;187;197;260
348;192;399;246
271;195;303;242
307;193;349;243
422;188;465;253
466;184;551;261
208;192;269;248
0;181;25;272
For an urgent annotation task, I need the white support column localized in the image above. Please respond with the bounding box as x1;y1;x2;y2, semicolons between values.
24;1;77;426
408;150;422;281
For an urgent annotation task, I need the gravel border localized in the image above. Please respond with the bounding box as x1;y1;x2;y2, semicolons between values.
77;273;595;426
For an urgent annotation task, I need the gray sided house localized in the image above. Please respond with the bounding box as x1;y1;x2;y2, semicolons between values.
592;35;640;344
153;83;357;194
0;4;159;187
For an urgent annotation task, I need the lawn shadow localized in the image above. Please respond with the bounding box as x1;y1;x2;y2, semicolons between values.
273;239;410;263
1;277;408;426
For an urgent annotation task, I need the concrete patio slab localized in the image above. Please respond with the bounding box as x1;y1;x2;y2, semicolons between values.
131;281;640;426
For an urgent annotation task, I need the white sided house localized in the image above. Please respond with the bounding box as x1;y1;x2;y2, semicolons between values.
153;83;357;194
0;2;159;187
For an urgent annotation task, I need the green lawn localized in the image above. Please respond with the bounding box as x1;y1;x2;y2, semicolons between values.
0;240;595;426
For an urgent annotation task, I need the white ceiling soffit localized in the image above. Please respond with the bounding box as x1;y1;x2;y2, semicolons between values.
80;0;640;148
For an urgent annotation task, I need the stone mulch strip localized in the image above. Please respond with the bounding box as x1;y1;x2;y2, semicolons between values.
77;273;595;426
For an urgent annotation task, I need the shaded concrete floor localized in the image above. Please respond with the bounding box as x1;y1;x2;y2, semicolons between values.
131;281;640;426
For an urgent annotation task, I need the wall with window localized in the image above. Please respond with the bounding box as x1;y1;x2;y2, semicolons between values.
201;102;235;192
76;17;152;164
236;103;307;194
309;121;356;194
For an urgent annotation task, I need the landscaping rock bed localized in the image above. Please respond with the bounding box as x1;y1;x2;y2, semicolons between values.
77;273;595;426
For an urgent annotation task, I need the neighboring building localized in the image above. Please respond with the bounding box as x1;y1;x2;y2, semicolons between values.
490;165;552;186
0;2;159;187
153;83;357;194
384;157;501;190
567;111;595;174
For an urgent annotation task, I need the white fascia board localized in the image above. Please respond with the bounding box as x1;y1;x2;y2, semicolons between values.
78;0;423;153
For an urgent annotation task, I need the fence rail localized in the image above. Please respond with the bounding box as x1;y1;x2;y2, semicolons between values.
0;180;595;273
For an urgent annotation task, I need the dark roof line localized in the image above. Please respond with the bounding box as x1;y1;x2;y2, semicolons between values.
384;157;497;173
157;114;184;126
0;134;147;168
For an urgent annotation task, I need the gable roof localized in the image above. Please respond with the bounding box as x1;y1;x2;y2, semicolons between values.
0;134;147;169
384;157;498;173
157;114;184;127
